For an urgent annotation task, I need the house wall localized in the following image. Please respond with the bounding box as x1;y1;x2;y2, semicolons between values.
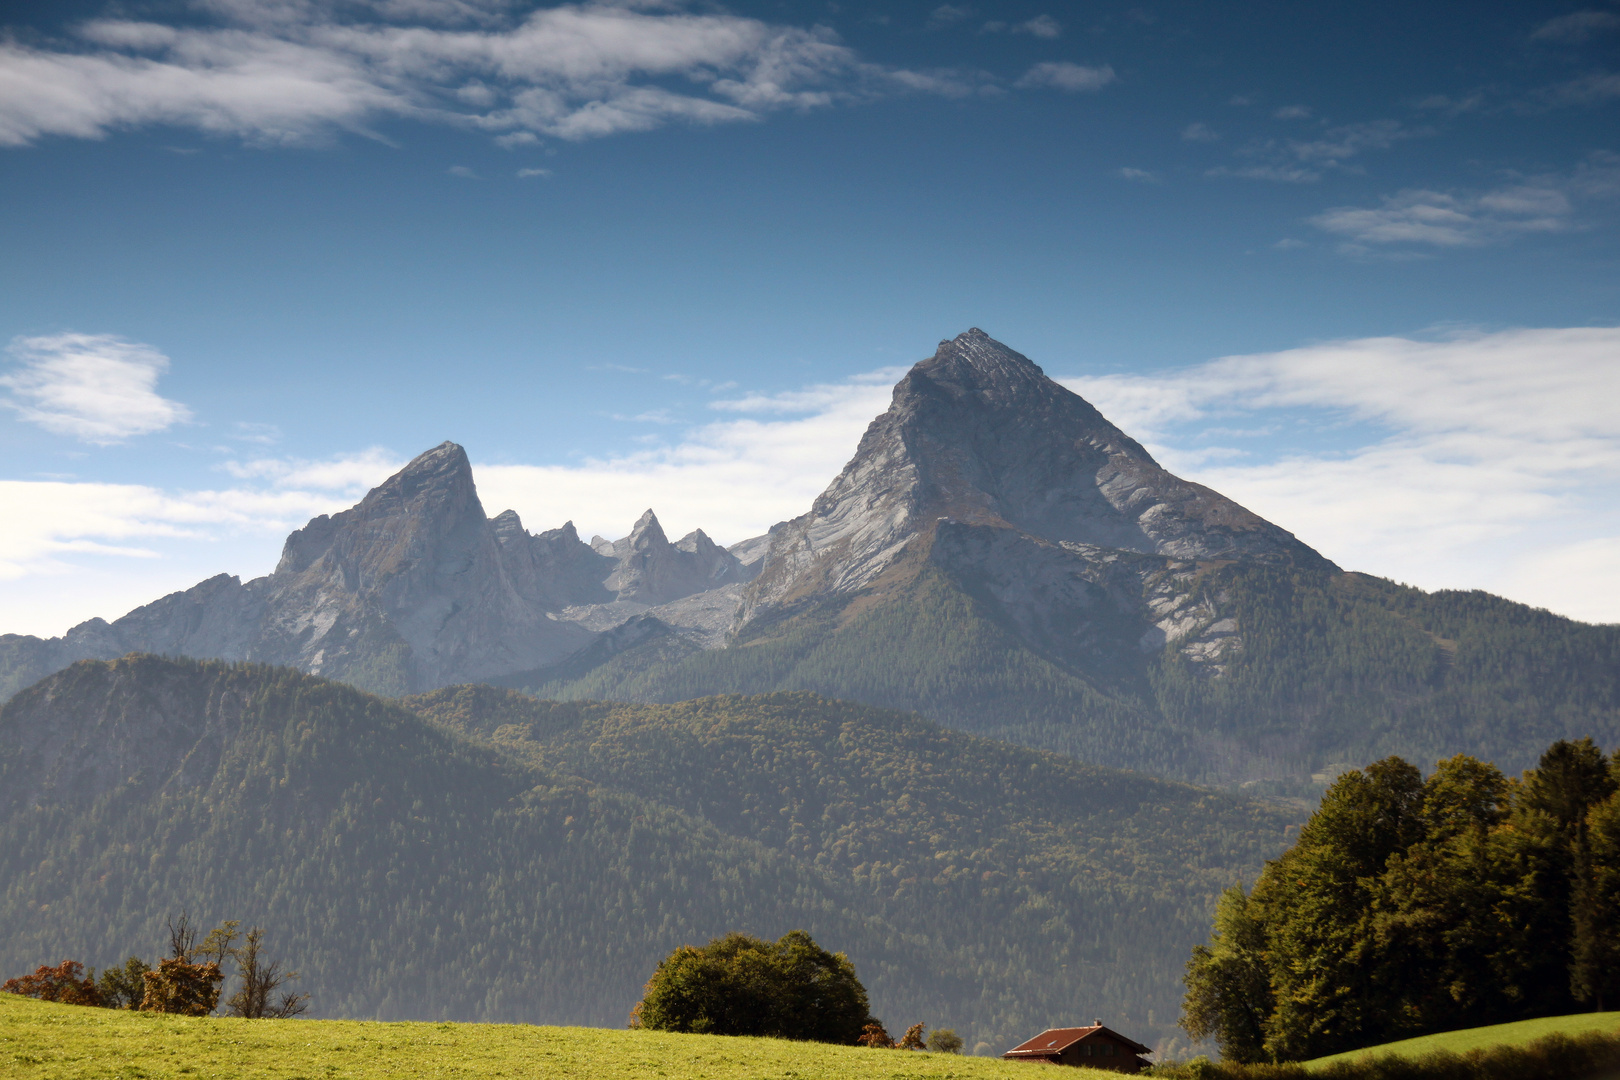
1057;1036;1141;1073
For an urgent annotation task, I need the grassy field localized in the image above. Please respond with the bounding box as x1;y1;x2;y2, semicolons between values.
0;995;1104;1080
1303;1011;1620;1071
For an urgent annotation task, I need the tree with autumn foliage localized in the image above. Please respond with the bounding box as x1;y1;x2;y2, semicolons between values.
139;914;224;1016
1;961;103;1007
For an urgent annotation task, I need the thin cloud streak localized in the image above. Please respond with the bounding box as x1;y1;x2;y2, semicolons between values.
1309;152;1620;251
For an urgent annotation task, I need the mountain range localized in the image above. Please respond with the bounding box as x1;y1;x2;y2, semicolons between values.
4;329;1617;785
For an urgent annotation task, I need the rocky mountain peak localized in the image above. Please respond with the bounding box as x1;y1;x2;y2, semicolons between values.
356;441;478;516
907;328;1059;407
625;509;669;552
490;508;525;546
741;330;1330;625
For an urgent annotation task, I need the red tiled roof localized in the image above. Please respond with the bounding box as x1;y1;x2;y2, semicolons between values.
1003;1025;1153;1057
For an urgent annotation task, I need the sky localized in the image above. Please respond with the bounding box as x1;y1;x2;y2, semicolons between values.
1;0;1618;635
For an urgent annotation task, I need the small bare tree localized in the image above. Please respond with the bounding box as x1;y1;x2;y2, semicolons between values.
224;927;309;1019
166;912;199;962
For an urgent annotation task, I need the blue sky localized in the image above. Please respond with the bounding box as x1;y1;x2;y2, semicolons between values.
1;0;1618;633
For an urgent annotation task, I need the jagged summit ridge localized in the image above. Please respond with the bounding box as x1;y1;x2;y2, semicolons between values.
742;329;1329;622
0;443;763;697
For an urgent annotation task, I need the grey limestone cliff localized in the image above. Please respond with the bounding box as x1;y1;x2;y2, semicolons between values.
734;328;1333;673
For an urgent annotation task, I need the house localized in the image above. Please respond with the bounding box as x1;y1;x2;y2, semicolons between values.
1002;1020;1153;1072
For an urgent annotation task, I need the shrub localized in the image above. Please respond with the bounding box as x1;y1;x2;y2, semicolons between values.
1;961;104;1007
96;957;151;1009
140;958;224;1016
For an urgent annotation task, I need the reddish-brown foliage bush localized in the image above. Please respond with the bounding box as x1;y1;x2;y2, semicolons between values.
857;1021;895;1048
139;958;223;1016
1;961;105;1007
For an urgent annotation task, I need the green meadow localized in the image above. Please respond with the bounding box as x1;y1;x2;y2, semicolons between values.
1303;1012;1620;1071
0;995;1104;1080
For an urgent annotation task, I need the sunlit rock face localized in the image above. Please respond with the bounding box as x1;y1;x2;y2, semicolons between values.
738;328;1330;648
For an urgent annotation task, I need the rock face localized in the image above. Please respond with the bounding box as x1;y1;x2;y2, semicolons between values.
0;442;762;696
601;510;752;605
743;329;1326;621
735;330;1330;675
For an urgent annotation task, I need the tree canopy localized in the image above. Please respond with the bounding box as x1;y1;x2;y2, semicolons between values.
632;930;871;1044
1183;738;1620;1062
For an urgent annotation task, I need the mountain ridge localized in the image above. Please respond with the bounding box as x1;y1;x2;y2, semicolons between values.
2;329;1616;785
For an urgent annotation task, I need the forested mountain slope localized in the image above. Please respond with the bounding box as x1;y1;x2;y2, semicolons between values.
0;655;1297;1050
507;562;1620;789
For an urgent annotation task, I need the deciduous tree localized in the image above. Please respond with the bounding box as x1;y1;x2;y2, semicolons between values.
632;930;871;1044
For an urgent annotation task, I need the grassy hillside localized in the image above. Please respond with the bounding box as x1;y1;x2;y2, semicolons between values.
1303;1013;1620;1071
515;564;1620;787
0;656;1297;1051
0;994;1086;1079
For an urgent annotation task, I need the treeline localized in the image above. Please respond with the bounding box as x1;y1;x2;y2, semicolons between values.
1183;738;1620;1062
2;913;307;1017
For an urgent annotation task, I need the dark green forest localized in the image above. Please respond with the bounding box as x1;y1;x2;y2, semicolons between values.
0;654;1297;1050
1183;739;1620;1062
503;564;1620;789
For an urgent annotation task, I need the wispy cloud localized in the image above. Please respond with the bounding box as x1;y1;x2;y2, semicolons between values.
926;5;973;30
0;1;988;147
217;447;403;492
1530;10;1620;43
1180;121;1218;142
1541;71;1620;105
1117;166;1158;182
1272;104;1311;119
1309;152;1620;252
1209;119;1419;183
1;332;192;444
983;15;1061;38
1015;62;1115;92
